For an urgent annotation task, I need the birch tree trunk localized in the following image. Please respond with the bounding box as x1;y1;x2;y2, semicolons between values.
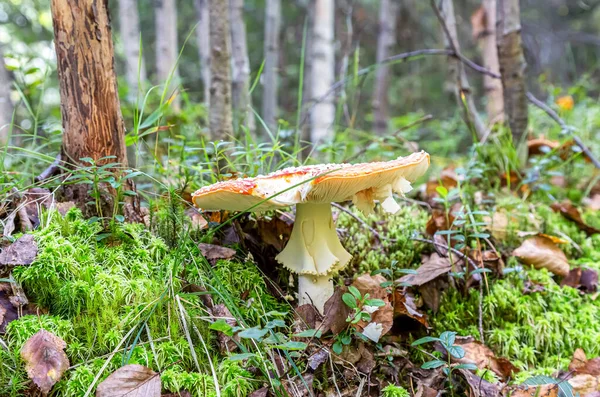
479;0;504;123
195;0;211;106
229;0;255;134
300;0;315;158
372;0;398;135
209;0;234;141
155;0;180;110
262;0;281;135
0;46;13;144
118;0;146;102
51;0;128;167
497;0;528;143
310;0;335;145
438;0;486;140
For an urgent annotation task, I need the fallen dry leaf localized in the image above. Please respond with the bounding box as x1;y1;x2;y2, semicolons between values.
248;387;269;397
425;166;459;199
561;268;599;293
20;329;69;395
96;364;160;397
321;287;351;334
528;137;560;156
459;369;501;397
568;348;600;376
551;200;600;235
453;337;519;380
351;274;394;341
308;349;329;371
512;235;569;277
211;304;239;353
568;374;598;396
185;207;209;230
398;253;453;286
504;384;559;397
0;234;38;266
393;290;429;328
257;214;294;251
198;243;236;264
426;209;455;237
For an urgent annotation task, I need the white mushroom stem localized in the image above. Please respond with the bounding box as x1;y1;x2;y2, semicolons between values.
275;202;352;313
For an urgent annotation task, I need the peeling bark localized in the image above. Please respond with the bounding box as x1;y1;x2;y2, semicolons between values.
194;0;211;106
310;0;335;145
118;0;146;102
497;0;528;143
262;0;281;134
51;0;128;167
155;0;180;110
229;0;255;134
372;0;398;135
209;0;234;141
0;45;13;144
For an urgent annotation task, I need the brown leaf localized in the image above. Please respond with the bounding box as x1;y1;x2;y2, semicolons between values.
453;337;519;380
352;274;394;340
294;304;320;331
459;369;501;397
551;200;600;235
185;207;208;230
0;234;38;266
415;383;440;397
162;392;192;397
20;329;69;395
568;349;600;376
425;167;458;199
321;287;351;334
393;290;429;328
96;364;161;397
504;384;559;397
561;268;599;293
426;209;455;237
210;304;239;353
257;214;294;251
512;236;569;277
198;243;236;264
249;387;269;397
528;137;560;156
471;6;487;40
419;278;448;313
568;374;598;396
398;253;453;286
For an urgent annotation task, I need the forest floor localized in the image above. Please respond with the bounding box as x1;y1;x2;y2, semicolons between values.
1;98;600;397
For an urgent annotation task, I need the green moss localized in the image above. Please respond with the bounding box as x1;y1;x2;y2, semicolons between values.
381;384;410;397
337;205;428;276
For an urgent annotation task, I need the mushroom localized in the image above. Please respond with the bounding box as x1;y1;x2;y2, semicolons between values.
192;151;430;313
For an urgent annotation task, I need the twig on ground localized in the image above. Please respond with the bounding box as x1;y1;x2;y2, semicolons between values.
35;153;62;182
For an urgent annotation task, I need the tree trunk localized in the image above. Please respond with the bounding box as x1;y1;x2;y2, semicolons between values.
477;0;504;123
262;0;281;135
438;0;487;140
51;0;128;167
118;0;146;103
310;0;335;145
372;0;398;135
0;45;13;144
300;0;315;158
51;0;144;221
497;0;528;143
155;0;180;111
229;0;255;135
195;0;211;106
209;0;234;141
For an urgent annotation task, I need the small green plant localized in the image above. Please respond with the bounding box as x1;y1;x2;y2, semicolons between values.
411;331;477;396
381;384;410;397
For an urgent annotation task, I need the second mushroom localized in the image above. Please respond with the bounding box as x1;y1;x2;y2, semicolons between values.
192;151;430;313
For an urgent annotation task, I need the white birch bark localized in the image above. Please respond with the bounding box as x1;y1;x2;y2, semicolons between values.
195;0;211;106
229;0;255;134
481;0;504;123
118;0;146;102
155;0;180;110
0;46;13;144
262;0;281;135
372;0;398;135
309;0;335;145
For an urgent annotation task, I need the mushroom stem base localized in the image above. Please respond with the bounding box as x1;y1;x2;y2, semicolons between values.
298;274;334;313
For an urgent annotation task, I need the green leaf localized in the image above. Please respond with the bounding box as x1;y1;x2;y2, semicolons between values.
265;319;286;329
422;360;446;369
228;353;256;361
332;341;343;354
411;336;439;346
447;345;465;359
238;327;268;341
348;286;362;300
293;329;322;338
454;363;478;371
341;334;351;345
439;331;456;347
272;341;307;351
364;298;386;307
342;293;358;309
470;268;492;275
114;215;125;223
371;269;392;277
210;319;233;336
436;186;448;198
